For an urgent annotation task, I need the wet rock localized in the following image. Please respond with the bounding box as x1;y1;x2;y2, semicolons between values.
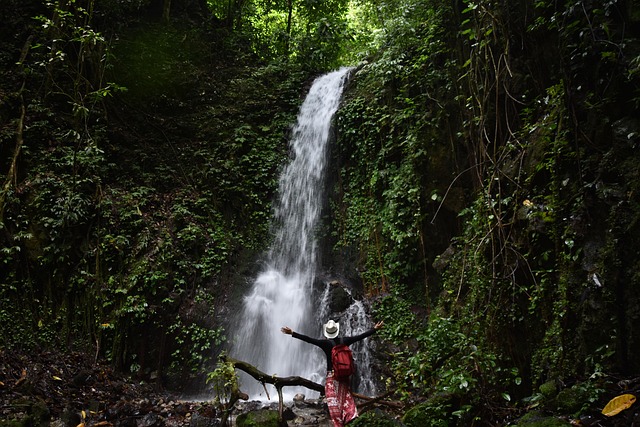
236;409;281;426
282;407;296;421
235;400;264;413
285;400;331;426
137;412;164;427
174;403;190;416
328;283;353;313
189;412;220;427
72;370;94;386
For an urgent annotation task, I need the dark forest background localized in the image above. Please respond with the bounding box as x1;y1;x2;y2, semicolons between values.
2;0;640;424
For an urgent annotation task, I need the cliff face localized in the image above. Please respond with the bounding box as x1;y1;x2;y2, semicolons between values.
325;0;640;399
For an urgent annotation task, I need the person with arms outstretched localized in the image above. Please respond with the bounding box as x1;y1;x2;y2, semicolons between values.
281;319;384;427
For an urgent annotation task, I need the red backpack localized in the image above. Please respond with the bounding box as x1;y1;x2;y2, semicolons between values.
331;340;355;380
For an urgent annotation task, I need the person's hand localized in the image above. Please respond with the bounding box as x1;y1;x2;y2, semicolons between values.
281;326;293;335
374;321;384;330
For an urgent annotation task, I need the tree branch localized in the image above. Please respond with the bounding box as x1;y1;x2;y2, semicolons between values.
222;355;324;425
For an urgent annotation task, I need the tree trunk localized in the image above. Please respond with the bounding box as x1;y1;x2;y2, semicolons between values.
162;0;171;24
0;36;32;220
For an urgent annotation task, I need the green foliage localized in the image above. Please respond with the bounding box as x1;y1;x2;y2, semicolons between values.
204;0;353;70
206;357;239;406
349;409;403;426
374;292;422;343
374;292;520;422
169;311;225;375
235;410;280;427
402;395;456;427
0;0;312;379
333;1;640;420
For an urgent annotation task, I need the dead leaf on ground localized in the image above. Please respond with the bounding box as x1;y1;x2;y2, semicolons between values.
602;393;637;417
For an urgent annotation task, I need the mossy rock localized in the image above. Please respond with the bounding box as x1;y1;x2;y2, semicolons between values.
553;385;590;414
329;284;353;313
0;399;50;427
30;400;50;426
539;380;558;398
0;418;31;427
514;411;571;426
350;409;405;426
236;409;283;427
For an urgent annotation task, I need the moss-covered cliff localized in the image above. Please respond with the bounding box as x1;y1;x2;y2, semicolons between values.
328;0;640;422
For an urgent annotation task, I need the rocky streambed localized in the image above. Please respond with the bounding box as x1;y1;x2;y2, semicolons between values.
0;350;339;427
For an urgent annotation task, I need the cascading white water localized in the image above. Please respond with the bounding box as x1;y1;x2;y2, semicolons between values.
231;67;353;399
315;284;377;396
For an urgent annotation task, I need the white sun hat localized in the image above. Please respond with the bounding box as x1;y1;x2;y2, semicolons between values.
323;320;340;339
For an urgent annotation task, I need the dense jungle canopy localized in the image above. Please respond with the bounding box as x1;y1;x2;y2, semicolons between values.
2;0;640;425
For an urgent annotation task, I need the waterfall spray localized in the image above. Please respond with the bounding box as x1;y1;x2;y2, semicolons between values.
231;67;352;399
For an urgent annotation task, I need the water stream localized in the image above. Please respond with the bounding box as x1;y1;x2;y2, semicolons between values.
231;67;375;400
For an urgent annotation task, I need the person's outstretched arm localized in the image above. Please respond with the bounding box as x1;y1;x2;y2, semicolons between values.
281;326;325;346
342;321;385;345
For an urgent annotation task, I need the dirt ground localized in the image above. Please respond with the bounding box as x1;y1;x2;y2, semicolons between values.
0;350;219;426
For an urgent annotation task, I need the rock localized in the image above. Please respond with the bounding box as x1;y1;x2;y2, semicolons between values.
329;284;353;313
554;385;590;414
137;412;164;427
236;409;282;427
282;407;296;421
282;399;331;426
174;403;190;415
189;412;220;427
539;380;558;398
514;411;571;426
293;394;305;402
72;370;94;386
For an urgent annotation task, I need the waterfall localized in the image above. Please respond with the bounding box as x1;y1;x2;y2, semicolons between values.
231;67;353;399
315;284;377;396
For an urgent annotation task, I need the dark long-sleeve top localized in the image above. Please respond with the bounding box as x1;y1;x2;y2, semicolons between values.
291;329;377;372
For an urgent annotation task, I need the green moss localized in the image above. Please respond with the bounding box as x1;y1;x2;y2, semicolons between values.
235;409;281;427
515;411;571;426
539;381;558;398
553;384;593;415
0;418;30;427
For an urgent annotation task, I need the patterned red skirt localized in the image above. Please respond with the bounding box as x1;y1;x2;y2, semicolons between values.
325;371;358;427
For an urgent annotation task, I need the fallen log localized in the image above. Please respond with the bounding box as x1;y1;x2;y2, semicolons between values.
223;355;324;394
221;356;402;425
221;355;324;426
